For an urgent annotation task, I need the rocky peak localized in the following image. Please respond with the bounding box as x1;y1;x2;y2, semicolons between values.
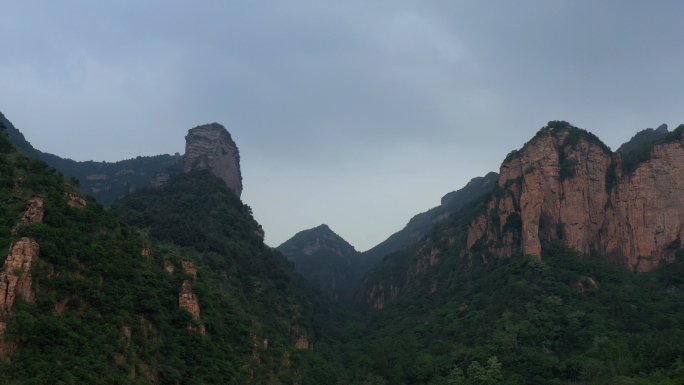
278;224;358;259
616;123;669;154
466;121;684;271
183;123;243;197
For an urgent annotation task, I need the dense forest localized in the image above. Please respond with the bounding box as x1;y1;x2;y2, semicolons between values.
1;121;683;384
0;128;338;384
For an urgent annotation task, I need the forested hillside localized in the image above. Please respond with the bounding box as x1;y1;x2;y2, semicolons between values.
2;118;684;385
0;129;341;384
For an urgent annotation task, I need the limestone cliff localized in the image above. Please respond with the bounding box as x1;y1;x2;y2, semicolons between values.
183;123;242;197
467;121;684;271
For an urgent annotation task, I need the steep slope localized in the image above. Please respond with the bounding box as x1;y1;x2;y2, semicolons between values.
360;121;684;311
277;224;361;303
0;111;179;205
0;127;338;383
616;123;668;154
346;122;684;384
362;172;498;264
465;121;684;272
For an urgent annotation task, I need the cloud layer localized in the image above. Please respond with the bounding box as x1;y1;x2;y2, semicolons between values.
2;1;683;249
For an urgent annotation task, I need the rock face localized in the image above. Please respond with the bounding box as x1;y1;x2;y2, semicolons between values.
466;122;684;271
0;238;40;357
359;122;684;312
18;195;44;226
183;123;242;197
178;261;205;335
0;238;40;310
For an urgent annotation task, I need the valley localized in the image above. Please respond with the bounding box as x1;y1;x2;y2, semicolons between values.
0;114;682;384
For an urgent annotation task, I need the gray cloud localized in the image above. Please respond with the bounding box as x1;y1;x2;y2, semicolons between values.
1;1;683;249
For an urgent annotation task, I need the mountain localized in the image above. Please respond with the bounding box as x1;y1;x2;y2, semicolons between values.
277;224;361;303
616;123;669;154
349;121;684;384
362;172;498;265
2;114;684;384
0;111;180;205
360;120;684;309
279;174;499;304
0;126;343;384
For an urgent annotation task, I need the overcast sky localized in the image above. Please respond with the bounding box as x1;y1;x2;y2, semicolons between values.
1;1;683;251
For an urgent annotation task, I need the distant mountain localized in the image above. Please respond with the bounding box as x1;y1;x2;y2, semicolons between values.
361;172;498;267
616;123;668;154
278;173;499;304
277;224;361;303
0;111;179;205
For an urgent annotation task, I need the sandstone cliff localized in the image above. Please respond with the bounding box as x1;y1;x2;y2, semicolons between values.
0;238;40;310
466;121;684;271
183;123;242;197
177;261;206;335
359;121;684;311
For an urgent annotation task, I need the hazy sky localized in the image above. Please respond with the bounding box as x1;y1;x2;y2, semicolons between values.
2;1;683;251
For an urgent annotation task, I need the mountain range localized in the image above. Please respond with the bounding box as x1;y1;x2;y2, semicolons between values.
0;112;683;384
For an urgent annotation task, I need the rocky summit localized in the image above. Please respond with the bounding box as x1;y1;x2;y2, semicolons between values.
183;123;243;197
467;121;684;271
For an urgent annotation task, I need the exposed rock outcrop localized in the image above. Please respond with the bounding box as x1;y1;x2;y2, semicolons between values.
18;195;44;226
0;238;40;357
178;261;205;335
183;123;242;197
292;326;314;350
0;238;40;310
466;122;684;271
359;122;684;312
65;193;87;208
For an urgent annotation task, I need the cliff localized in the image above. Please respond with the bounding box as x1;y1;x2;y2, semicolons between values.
183;123;243;197
359;121;684;311
177;261;206;335
466;121;684;271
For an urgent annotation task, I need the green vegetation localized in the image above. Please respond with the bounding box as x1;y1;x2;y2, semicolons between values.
276;224;362;304
1;117;683;385
348;242;684;384
621;125;684;175
0;137;340;383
